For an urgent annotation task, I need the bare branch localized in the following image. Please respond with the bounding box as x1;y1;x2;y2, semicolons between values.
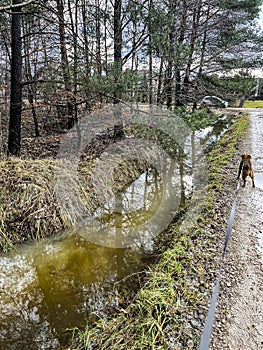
0;0;35;13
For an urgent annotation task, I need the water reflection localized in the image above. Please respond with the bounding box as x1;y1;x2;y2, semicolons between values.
0;160;191;349
199;115;234;152
0;236;149;348
78;158;192;249
254;173;263;189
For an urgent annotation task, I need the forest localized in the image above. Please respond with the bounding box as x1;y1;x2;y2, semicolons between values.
0;0;263;156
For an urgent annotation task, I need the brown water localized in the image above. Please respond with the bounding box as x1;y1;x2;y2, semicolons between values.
0;115;232;349
0;235;150;349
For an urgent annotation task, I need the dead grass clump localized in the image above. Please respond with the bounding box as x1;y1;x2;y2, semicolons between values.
0;158;62;250
0;157;103;251
0;145;156;251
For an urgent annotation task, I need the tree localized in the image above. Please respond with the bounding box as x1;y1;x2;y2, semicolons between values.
8;0;22;156
0;0;33;12
113;0;123;103
1;0;263;140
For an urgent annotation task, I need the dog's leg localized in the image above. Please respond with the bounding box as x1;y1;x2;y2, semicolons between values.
242;175;246;187
237;160;244;180
250;171;255;187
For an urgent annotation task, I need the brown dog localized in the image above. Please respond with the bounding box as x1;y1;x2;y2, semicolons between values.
237;154;255;187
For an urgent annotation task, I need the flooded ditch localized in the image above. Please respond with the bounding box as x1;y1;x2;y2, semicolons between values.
0;114;233;349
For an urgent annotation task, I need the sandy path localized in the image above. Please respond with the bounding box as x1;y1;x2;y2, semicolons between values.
210;112;263;349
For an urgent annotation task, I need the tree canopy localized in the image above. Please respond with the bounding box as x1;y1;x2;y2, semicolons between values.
0;0;263;154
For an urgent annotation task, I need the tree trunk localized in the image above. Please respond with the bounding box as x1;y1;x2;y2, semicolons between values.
67;0;78;128
174;0;187;106
23;16;40;137
56;0;70;90
166;0;178;109
95;0;102;76
8;0;22;156
148;0;153;105
156;57;164;106
183;0;202;97
113;0;122;103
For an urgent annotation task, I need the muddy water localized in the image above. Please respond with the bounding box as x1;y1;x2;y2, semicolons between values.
0;115;232;349
0;235;151;349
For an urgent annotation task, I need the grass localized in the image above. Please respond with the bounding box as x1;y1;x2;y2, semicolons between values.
70;113;249;349
0;158;59;251
243;100;263;108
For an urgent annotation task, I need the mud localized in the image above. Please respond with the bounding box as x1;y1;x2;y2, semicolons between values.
210;111;263;349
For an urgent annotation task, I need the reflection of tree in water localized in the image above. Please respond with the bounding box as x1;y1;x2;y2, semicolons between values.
200;116;233;152
96;148;190;248
0;255;60;349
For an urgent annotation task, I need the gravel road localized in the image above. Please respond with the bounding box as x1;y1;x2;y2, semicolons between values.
210;111;263;349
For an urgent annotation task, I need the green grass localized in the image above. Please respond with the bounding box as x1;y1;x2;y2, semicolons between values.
70;113;249;349
243;100;263;108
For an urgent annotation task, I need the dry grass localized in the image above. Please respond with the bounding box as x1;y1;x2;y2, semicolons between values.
0;158;61;250
0;143;155;251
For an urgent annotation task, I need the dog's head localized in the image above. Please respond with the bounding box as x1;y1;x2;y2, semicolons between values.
241;154;251;160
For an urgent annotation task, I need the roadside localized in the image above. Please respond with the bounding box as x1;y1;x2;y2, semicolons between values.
210;111;263;349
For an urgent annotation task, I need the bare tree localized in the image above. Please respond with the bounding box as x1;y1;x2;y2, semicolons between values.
113;0;122;103
8;0;22;156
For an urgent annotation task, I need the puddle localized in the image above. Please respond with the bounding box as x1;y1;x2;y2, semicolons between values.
198;115;233;153
258;230;263;264
0;235;150;349
254;173;263;189
0;116;233;349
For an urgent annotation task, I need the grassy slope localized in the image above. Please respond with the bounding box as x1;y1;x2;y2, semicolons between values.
243;100;263;108
71;114;249;349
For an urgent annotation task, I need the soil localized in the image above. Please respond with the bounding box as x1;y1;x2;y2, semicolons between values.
210;111;263;349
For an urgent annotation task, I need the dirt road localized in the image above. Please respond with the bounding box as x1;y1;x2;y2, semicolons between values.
210;111;263;349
